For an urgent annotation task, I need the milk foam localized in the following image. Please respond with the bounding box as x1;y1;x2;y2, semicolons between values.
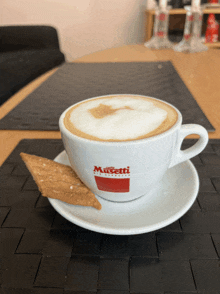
68;97;168;140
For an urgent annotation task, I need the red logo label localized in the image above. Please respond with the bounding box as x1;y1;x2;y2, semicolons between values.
159;13;166;21
188;15;194;22
184;34;191;40
93;166;130;192
157;31;165;37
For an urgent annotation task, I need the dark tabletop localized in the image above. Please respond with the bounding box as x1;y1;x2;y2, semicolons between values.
0;62;214;132
1;139;220;294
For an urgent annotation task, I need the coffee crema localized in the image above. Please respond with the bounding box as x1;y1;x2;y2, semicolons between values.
63;95;178;142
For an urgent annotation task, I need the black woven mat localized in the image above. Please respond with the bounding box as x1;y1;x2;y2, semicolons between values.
0;61;215;132
1;139;220;293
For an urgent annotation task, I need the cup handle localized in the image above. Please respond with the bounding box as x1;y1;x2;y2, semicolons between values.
169;124;209;169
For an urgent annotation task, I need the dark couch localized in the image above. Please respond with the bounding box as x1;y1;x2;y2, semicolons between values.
0;25;65;106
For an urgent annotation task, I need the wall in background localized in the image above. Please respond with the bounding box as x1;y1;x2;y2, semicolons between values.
1;0;148;61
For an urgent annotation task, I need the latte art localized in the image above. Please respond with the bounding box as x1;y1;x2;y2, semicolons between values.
64;95;178;142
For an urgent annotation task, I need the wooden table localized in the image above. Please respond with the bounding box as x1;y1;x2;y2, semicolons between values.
1;44;220;166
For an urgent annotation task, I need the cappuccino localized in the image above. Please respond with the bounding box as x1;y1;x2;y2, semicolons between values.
64;95;178;142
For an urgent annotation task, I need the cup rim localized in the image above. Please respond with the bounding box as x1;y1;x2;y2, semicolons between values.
59;94;182;145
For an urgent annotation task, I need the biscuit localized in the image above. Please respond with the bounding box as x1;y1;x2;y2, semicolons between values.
20;152;102;210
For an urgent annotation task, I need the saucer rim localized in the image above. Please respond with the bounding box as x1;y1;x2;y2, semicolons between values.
48;150;199;235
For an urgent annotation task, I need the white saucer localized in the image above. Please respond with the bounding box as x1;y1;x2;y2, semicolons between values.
48;151;199;235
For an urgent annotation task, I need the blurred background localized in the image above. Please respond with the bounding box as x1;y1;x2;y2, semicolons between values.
0;0;149;61
0;0;215;62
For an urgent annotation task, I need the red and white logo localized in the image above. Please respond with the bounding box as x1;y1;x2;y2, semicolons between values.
93;166;130;193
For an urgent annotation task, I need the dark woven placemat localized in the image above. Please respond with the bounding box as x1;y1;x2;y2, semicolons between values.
1;139;220;293
0;61;215;132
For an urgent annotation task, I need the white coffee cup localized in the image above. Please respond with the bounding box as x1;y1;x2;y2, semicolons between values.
59;94;209;202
